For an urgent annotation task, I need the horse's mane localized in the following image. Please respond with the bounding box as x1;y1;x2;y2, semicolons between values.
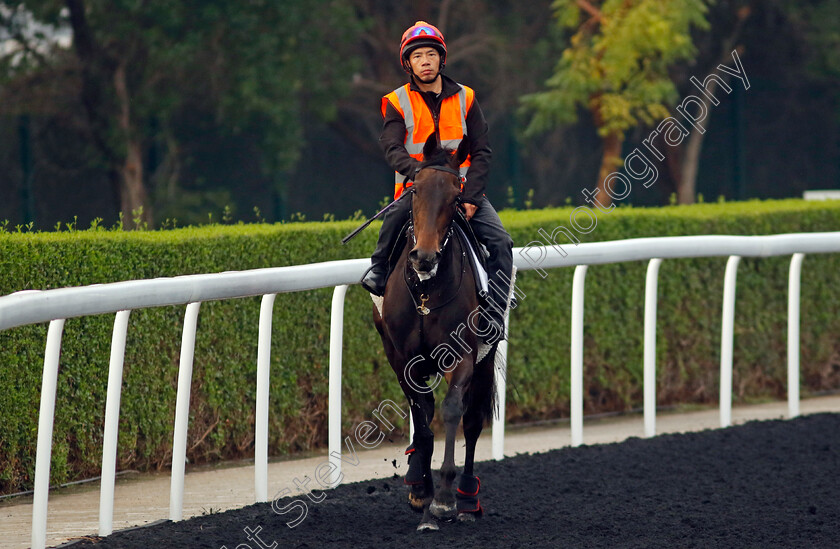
417;145;455;170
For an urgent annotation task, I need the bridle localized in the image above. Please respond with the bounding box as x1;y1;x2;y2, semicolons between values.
406;164;464;252
405;164;466;316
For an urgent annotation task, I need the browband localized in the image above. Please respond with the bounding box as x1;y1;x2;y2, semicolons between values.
423;165;466;183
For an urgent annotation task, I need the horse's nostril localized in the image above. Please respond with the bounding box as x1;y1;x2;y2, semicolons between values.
434;251;442;263
408;249;419;263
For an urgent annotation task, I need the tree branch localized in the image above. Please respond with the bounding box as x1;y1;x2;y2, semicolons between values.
437;0;455;34
576;0;603;22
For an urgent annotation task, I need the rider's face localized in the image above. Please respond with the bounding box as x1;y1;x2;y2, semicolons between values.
408;47;441;83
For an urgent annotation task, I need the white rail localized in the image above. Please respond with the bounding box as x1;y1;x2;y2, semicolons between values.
2;232;839;548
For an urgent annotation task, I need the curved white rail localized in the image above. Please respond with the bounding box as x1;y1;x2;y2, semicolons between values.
3;232;839;331
4;231;839;548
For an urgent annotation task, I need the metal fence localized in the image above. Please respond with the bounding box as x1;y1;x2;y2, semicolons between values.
2;231;839;549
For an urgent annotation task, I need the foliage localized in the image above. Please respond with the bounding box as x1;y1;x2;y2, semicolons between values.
783;0;840;88
521;0;710;138
0;0;361;224
1;199;840;494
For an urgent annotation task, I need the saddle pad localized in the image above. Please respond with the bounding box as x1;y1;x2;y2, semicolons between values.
454;224;489;296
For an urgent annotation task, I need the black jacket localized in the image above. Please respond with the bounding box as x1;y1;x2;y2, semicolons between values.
378;74;492;205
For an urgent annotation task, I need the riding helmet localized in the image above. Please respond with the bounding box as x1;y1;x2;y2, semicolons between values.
399;21;447;73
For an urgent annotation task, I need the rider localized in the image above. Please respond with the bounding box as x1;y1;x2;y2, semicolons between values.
360;21;514;336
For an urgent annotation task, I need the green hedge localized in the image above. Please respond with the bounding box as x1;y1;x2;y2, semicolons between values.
1;199;839;494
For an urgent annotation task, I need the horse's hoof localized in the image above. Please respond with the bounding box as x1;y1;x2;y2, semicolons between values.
430;500;457;520
408;491;425;512
417;521;439;532
458;512;477;523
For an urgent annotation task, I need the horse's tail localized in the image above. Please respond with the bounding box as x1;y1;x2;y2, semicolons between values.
487;344;502;422
467;342;501;426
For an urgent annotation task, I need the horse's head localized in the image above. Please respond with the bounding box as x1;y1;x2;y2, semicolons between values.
408;133;469;279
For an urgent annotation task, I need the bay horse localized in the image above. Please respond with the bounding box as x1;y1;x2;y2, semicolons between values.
372;133;500;531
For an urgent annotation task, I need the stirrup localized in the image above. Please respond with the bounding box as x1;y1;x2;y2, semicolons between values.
360;264;387;296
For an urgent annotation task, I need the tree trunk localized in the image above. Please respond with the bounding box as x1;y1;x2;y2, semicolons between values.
678;125;706;205
67;0;151;226
675;8;750;205
120;139;148;226
113;61;152;227
596;131;623;208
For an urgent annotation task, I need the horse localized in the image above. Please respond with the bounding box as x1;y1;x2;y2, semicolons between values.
372;132;501;531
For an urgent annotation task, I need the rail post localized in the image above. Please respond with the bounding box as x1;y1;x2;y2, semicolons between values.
31;319;66;549
169;302;202;521
720;256;741;427
492;311;510;460
99;310;131;535
255;294;277;502
571;265;588;447
787;253;805;418
328;285;349;486
644;259;663;438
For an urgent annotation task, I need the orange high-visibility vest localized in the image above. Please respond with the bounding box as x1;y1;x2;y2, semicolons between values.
382;83;474;198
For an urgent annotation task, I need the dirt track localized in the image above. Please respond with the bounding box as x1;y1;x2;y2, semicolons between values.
73;413;840;548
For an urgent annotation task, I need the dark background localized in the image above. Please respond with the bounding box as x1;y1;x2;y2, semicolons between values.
1;1;838;229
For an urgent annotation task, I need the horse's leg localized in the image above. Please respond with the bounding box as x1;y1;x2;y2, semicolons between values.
386;347;438;530
457;402;484;522
406;389;439;531
457;349;496;521
405;388;435;511
430;361;474;521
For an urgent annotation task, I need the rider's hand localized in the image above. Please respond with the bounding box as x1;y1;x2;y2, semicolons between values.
461;202;477;221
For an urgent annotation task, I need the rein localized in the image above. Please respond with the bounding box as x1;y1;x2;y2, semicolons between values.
404;233;466;316
404;164;467;316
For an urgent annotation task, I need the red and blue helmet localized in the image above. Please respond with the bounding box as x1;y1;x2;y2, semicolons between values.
399;21;447;73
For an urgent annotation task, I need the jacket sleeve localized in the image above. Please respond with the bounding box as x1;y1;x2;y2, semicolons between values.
462;96;492;206
379;100;421;180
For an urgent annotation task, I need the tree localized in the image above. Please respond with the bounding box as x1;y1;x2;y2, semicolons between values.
521;0;710;206
668;1;751;204
0;1;360;227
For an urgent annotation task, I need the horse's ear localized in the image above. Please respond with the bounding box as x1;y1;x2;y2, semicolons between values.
422;132;438;161
453;135;470;167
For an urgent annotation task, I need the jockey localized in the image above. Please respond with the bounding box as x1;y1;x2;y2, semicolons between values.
360;20;514;337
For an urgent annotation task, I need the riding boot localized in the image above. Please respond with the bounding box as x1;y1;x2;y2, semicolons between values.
480;267;512;340
360;196;412;296
468;198;514;339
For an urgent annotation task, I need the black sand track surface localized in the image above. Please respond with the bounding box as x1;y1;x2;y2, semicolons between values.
73;414;840;549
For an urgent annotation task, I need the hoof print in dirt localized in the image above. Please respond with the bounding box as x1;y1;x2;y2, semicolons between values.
458;512;477;523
